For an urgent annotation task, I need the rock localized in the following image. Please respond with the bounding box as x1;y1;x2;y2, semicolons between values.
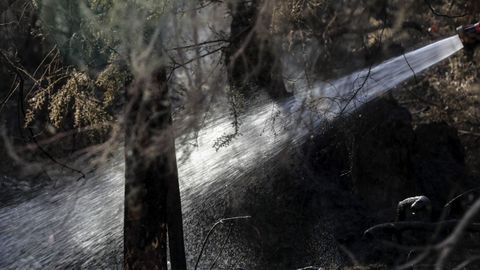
396;195;432;222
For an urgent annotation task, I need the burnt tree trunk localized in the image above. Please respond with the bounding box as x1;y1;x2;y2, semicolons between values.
226;0;290;100
124;68;186;270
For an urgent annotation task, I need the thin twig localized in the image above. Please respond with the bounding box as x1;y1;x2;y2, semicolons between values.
435;198;480;270
424;0;469;18
458;129;480;137
168;39;229;51
194;216;251;270
208;224;233;270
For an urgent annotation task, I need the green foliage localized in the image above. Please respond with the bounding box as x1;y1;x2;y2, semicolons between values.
95;63;129;108
25;62;129;135
24;0;172;134
51;72;106;129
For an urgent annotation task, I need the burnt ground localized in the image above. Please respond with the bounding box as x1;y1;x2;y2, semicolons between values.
183;97;480;269
1;64;478;269
1;87;478;269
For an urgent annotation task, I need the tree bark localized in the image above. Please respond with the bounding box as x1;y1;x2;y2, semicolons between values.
124;68;186;270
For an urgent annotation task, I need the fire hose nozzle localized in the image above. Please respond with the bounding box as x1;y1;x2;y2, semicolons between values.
456;22;480;46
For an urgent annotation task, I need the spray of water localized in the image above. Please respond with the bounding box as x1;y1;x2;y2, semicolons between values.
179;35;464;209
0;35;464;269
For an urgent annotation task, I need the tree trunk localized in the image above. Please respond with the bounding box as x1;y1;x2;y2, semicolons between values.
226;0;290;100
124;68;186;270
